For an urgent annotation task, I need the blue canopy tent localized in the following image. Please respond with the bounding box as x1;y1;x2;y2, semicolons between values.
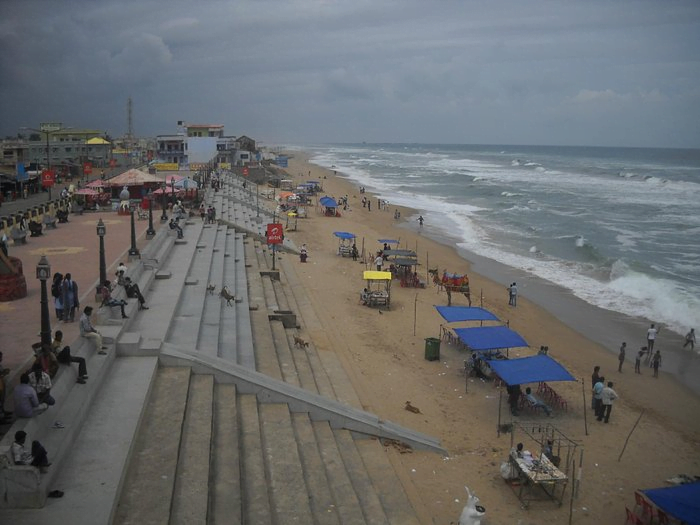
435;306;500;323
453;326;528;352
487;355;576;385
641;482;700;525
378;239;399;245
334;231;356;256
320;196;339;216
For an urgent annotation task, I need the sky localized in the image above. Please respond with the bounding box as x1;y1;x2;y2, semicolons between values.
1;0;699;149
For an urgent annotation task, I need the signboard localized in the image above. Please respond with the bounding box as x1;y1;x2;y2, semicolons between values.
41;169;56;187
243;167;249;177
219;162;231;169
155;163;179;171
266;223;284;245
16;163;28;181
276;156;288;168
83;162;93;174
40;122;63;132
109;158;117;168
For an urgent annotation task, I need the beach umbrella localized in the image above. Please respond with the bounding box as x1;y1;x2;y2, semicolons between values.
86;179;106;188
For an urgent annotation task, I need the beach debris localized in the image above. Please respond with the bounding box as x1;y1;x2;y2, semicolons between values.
405;401;422;414
381;437;413;454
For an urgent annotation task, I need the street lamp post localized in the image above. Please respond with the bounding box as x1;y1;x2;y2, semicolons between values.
161;182;168;221
129;207;140;258
36;255;52;347
146;195;156;238
96;219;107;293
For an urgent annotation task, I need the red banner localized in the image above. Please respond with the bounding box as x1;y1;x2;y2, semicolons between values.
109;158;117;168
84;162;93;174
41;169;56;188
243;167;249;177
266;223;284;245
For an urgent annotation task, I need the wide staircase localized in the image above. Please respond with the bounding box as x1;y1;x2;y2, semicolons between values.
0;172;441;524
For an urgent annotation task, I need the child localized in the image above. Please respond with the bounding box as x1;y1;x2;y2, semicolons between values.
635;349;644;374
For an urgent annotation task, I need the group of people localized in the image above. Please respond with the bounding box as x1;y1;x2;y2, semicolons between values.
200;204;217;224
591;366;619;423
507;282;518;307
51;272;80;322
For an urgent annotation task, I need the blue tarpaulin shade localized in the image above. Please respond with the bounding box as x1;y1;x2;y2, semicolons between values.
642;482;700;525
454;326;528;351
378;239;399;244
487;355;576;385
333;231;356;239
319;196;337;208
435;306;500;323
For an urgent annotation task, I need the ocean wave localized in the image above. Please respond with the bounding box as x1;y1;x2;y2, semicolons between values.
500;191;523;197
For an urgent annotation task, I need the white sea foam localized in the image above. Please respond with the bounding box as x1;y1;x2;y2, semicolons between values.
306;144;700;335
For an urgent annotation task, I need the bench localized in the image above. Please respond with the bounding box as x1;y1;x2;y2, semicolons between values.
10;227;27;245
28;221;43;237
42;215;57;229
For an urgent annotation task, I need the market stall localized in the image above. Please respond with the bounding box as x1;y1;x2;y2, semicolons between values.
334;231;356;256
361;270;392;308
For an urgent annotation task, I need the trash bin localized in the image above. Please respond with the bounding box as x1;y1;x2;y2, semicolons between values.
424;337;440;361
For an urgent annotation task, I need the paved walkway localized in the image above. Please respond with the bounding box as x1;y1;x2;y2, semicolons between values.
0;208;164;372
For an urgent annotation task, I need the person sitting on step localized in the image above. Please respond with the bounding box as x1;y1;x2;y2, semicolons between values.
124;277;148;310
169;218;183;239
100;281;128;318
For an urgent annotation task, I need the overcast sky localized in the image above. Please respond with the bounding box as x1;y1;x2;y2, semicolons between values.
1;0;699;148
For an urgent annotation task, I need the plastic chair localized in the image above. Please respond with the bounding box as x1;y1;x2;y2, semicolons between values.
656;509;670;525
634;492;654;523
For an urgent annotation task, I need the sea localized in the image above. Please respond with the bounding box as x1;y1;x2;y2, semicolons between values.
292;143;700;388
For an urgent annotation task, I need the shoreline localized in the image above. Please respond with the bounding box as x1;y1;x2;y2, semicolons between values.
314;156;700;396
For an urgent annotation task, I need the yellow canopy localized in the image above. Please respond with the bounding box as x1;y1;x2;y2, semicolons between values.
86;137;110;145
363;271;393;281
287;212;297;217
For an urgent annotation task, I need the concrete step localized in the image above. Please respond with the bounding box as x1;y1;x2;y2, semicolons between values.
113;367;191;524
238;394;273;524
291;413;341;525
209;383;241;524
313;421;367;525
259;404;314;523
0;356;158;524
355;438;421;525
271;321;301;387
171;374;214;525
333;429;389;524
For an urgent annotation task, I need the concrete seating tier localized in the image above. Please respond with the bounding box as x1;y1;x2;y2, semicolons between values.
115;365;423;524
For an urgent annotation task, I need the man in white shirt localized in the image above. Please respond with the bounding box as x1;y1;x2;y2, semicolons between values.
647;324;659;352
80;306;106;355
374;254;383;272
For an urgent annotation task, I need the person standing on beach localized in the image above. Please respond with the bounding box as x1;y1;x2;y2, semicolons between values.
683;329;695;350
598;381;618;423
593;376;605;419
635;349;643;374
510;282;518;307
374;254;383;272
591;366;601;409
418;215;424;227
618;342;626;372
647;323;659;352
652;350;662;378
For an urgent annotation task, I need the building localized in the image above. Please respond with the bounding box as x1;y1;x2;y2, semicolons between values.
23;127;111;169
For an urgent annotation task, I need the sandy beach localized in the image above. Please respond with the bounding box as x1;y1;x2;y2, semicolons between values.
277;152;700;524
